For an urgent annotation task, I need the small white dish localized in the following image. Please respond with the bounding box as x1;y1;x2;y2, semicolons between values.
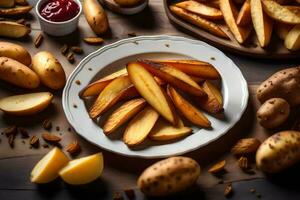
36;0;82;36
100;0;148;15
62;35;249;158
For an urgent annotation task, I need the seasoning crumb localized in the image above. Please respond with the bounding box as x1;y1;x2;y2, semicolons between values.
124;189;135;199
43;119;52;130
19;127;29;138
42;143;49;148
34;33;43;48
68;127;72;132
71;46;83;54
165;44;170;47
60;44;69;55
256;193;261;198
22;140;25;144
128;32;137;37
8;134;15;148
210;57;215;60
29;135;39;148
75;80;81;85
113;192;123;200
73;104;78;108
3;126;17;137
67;52;75;64
224;184;233;198
250;188;256;193
56;126;60;131
88;68;92;71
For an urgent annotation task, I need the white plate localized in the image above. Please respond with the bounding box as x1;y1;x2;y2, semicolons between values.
63;35;248;158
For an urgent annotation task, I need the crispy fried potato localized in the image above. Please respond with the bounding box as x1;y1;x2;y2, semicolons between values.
175;1;223;20
286;5;300;15
103;98;146;134
275;23;293;40
262;0;300;24
237;0;252;26
0;5;32;16
284;24;300;50
220;0;252;43
170;5;229;38
198;81;223;113
0;0;14;8
167;85;211;128
251;0;273;47
0;21;29;38
123;106;159;146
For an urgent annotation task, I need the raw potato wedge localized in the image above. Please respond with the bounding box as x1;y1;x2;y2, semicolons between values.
123;106;159;146
169;6;229;38
79;69;127;98
127;62;178;125
275;23;293;40
167;85;211;128
103;98;146;134
139;60;207;97
89;76;133;119
261;0;300;24
251;0;273;47
284;24;300;51
0;21;29;38
154;60;220;80
149;118;192;141
0;0;14;8
175;1;223;20
0;5;32;16
0;41;31;66
220;0;252;43
0;92;53;116
198;81;223;113
237;0;252;26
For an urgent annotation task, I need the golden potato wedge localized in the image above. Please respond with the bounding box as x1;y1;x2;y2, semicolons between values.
0;42;31;66
123;106;159;146
220;0;252;43
175;1;223;20
153;60;220;80
139;60;207;97
127;62;178;125
251;0;273;47
284;24;300;51
261;0;300;24
89;76;133;119
0;0;14;8
103;98;146;134
237;0;252;26
275;23;293;40
286;6;300;15
79;69;127;98
170;6;229;38
167;85;211;128
0;21;29;38
0;5;32;16
198;81;223;114
190;75;205;83
149;118;192;141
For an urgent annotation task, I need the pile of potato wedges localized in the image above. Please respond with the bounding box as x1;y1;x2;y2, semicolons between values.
80;59;223;147
170;0;300;51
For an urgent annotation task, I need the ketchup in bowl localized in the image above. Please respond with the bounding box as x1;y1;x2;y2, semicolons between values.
40;0;80;22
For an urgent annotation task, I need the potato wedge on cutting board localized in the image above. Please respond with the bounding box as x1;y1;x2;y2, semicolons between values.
167;85;211;128
237;0;252;26
127;62;178;125
284;24;300;50
103;98;146;134
0;21;30;38
0;5;32;16
123;106;159;146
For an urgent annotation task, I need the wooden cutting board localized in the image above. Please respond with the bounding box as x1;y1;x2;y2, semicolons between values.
164;0;300;59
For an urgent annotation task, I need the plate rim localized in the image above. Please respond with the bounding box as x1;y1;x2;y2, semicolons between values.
62;35;249;158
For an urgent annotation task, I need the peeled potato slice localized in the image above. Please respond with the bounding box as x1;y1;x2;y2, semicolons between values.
31;147;69;184
0;92;53;116
59;153;104;185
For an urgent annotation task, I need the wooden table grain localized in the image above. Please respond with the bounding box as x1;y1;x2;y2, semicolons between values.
0;0;299;199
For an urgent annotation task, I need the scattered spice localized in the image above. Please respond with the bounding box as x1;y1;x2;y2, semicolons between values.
43;119;52;130
67;52;75;64
2;126;17;137
124;189;135;199
88;68;92;71
16;18;26;25
34;33;43;48
250;188;256;193
75;80;81;85
113;192;123;200
71;46;83;54
60;44;69;55
56;126;60;131
210;57;215;60
42;132;61;143
73;104;77;108
238;156;249;170
83;37;104;45
66;140;81;155
127;32;136;37
165;44;170;47
68;127;72;132
29;135;39;148
208;160;226;174
42;143;49;148
224;184;233;198
8;134;15;148
18;127;29;138
231;138;261;156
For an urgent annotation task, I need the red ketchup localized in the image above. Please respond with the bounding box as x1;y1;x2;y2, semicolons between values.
40;0;79;22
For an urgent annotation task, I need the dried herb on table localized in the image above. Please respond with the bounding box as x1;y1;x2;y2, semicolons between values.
60;44;69;55
18;127;29;138
2;126;17;137
8;134;15;148
67;52;75;64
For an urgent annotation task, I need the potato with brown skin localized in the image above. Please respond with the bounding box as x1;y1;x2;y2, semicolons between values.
256;131;300;173
32;51;66;90
0;42;31;66
257;98;290;129
114;0;143;7
257;66;300;106
0;57;39;89
0;21;30;38
138;156;200;196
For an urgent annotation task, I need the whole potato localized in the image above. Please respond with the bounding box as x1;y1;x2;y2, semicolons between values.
0;57;39;89
257;66;300;106
257;98;290;129
32;52;66;90
256;131;300;173
83;0;109;35
114;0;143;7
137;156;200;196
0;42;31;66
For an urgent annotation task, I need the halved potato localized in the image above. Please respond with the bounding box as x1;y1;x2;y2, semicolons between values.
284;24;300;50
170;6;229;39
0;92;53;116
103;98;146;134
0;42;31;66
31;147;69;184
237;0;252;26
0;21;30;38
175;1;223;20
251;0;273;47
261;0;300;24
0;5;32;16
139;60;206;97
59;153;103;185
220;0;252;43
198;81;223;113
123;106;159;146
89;76;134;119
79;69;128;98
167;85;211;128
149;118;192;141
127;62;178;125
275;23;293;40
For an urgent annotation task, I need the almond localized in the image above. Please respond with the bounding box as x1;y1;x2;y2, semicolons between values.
66;140;81;154
83;37;104;45
237;156;249;170
8;134;15;148
208;160;226;174
30;135;39;147
19;127;29;138
42;132;61;143
71;46;83;54
231;138;261;155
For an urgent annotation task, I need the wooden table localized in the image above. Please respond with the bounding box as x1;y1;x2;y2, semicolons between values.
0;0;299;199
